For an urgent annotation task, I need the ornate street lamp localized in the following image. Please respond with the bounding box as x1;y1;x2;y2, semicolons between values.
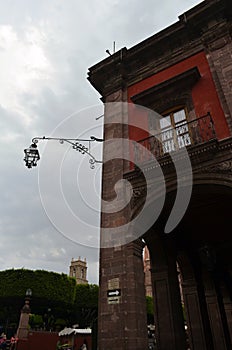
24;135;104;169
24;143;40;168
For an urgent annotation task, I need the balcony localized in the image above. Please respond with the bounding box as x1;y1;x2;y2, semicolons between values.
133;112;217;164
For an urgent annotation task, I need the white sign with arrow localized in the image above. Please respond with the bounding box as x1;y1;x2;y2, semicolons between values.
107;289;121;304
107;289;121;297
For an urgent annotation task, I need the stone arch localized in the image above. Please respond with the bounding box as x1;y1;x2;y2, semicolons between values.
139;174;232;350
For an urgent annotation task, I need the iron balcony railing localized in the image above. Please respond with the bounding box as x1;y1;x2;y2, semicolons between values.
133;112;216;163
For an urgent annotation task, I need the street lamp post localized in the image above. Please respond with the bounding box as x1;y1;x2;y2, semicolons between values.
16;289;32;340
43;307;54;332
24;136;103;169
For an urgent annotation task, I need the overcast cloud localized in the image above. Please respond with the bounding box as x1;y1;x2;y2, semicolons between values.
0;0;202;284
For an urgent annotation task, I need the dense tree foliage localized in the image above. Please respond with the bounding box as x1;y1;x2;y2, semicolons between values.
73;284;99;328
0;268;153;339
0;269;98;336
0;268;76;302
146;296;154;324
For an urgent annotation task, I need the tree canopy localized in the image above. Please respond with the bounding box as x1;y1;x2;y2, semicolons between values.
0;268;98;335
0;268;76;301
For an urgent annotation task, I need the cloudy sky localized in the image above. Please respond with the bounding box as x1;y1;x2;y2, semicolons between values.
0;0;202;284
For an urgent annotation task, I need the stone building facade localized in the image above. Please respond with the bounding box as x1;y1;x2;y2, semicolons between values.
143;246;153;297
69;257;88;284
88;1;232;349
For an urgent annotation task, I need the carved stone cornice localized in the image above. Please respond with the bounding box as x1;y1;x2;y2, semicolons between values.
124;137;232;196
87;48;128;97
200;160;232;174
201;22;232;52
131;186;147;210
133;186;147;198
88;0;231;97
126;238;146;257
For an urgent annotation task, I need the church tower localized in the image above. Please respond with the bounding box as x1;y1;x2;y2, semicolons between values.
69;257;88;284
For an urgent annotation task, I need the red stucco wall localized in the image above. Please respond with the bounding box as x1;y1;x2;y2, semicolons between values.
127;51;230;141
28;331;59;350
16;331;92;350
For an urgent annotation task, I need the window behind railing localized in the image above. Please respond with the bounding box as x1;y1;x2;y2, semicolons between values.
133;112;216;163
160;108;191;153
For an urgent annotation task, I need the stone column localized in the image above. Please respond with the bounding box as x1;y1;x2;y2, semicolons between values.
178;253;209;350
149;237;186;350
204;24;232;133
224;300;232;342
98;91;148;349
202;269;229;350
98;241;148;350
198;244;232;350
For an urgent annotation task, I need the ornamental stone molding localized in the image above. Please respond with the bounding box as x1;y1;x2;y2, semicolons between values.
199;160;232;174
125;136;232;217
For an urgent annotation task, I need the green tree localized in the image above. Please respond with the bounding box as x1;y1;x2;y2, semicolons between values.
0;268;76;333
29;314;43;330
146;296;154;324
0;269;99;334
73;284;99;328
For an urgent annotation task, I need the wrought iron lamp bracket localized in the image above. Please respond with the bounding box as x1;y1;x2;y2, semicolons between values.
24;136;103;169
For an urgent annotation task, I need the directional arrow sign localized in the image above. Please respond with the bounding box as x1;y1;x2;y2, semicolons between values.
107;289;121;297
